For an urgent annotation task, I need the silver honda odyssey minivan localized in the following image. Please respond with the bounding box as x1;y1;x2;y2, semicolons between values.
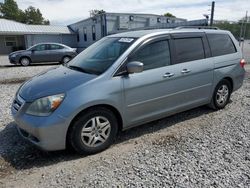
12;28;246;154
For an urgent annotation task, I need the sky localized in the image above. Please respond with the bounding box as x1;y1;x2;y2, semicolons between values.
10;0;250;25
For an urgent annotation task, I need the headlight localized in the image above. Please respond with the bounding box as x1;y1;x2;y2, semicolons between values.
26;94;65;116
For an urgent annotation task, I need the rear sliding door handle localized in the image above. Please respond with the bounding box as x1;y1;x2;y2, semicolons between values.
163;72;175;78
181;69;191;74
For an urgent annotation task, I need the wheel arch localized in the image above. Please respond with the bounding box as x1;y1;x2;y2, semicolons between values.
66;104;123;148
222;76;234;91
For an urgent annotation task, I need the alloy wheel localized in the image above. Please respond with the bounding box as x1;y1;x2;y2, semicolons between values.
216;84;229;106
20;58;30;66
81;116;111;147
63;57;70;63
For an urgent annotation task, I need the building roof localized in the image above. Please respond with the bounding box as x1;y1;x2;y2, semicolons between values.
69;12;187;26
106;12;186;20
0;19;73;35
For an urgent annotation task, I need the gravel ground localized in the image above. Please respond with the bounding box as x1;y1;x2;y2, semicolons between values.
0;55;59;83
0;65;58;84
0;56;10;67
0;65;249;187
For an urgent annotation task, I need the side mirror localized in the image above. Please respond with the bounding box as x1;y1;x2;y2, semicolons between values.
126;61;144;74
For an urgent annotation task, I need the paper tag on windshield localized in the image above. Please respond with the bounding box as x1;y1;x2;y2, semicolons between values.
119;38;134;43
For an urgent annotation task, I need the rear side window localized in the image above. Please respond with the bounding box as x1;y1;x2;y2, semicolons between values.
174;37;205;63
49;44;64;50
207;34;236;57
129;40;171;71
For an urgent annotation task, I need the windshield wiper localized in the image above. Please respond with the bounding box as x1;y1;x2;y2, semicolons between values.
67;65;97;75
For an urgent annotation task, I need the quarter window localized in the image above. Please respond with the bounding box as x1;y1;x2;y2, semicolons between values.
174;37;205;63
207;34;236;56
129;40;171;71
49;44;64;50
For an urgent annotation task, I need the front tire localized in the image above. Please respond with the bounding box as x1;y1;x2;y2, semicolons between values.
68;107;118;155
209;79;232;110
62;56;71;64
20;57;31;66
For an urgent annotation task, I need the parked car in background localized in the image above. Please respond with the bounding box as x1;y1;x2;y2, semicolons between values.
9;43;77;66
12;28;246;155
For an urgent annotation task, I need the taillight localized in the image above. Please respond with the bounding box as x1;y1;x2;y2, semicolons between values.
240;59;246;68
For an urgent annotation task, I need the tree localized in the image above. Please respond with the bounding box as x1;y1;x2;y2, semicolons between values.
0;0;21;21
0;0;49;25
24;6;49;25
90;9;106;17
164;12;176;18
214;21;250;39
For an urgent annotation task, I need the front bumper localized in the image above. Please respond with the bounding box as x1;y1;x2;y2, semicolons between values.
9;55;18;64
11;95;69;151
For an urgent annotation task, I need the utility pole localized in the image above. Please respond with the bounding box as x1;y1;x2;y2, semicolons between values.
241;11;248;52
239;17;244;45
210;1;215;26
243;11;248;40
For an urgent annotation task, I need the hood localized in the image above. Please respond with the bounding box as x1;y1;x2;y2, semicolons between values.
19;65;97;102
9;50;26;56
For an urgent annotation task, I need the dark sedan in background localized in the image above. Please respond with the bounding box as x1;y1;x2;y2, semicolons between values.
9;43;77;66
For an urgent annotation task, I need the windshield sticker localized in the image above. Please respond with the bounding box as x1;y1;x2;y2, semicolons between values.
119;38;134;43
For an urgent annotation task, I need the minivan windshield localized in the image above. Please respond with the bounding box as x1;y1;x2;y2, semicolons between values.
66;37;136;75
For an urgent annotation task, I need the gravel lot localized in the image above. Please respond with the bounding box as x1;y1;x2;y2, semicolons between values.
0;56;59;84
0;64;249;187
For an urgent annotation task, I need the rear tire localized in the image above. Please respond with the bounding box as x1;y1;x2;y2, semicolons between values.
68;107;118;155
20;57;31;66
209;79;232;110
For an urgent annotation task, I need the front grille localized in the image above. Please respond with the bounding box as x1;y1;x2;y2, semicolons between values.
12;95;25;112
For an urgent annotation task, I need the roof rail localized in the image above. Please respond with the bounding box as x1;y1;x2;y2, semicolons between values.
175;26;219;30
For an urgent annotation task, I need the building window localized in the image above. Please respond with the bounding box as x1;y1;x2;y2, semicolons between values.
83;28;87;41
92;25;96;41
77;29;80;42
129;15;134;21
5;36;17;47
157;17;161;23
92;18;97;23
166;18;170;23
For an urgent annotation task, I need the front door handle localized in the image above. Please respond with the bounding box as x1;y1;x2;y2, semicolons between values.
163;72;175;78
181;69;191;74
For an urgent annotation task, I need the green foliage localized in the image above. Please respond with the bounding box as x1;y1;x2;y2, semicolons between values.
0;0;49;25
163;12;176;18
24;6;50;25
0;0;21;21
90;9;106;17
214;21;250;39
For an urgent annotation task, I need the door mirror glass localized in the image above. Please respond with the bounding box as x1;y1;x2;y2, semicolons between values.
126;61;144;74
